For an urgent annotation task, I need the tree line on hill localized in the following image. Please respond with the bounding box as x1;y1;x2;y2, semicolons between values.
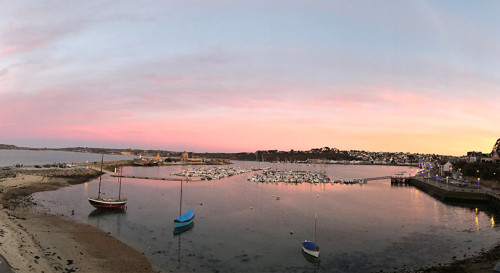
195;149;360;162
454;161;500;180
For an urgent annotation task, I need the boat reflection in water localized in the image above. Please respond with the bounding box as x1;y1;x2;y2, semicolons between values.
301;249;320;270
175;222;194;264
88;208;126;218
173;222;195;236
87;208;126;236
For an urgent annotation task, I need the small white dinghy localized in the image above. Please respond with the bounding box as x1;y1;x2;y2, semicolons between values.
302;240;320;258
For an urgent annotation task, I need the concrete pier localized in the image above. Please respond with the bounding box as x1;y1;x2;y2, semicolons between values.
486;189;500;211
391;176;411;185
364;176;391;182
110;174;201;181
406;176;500;213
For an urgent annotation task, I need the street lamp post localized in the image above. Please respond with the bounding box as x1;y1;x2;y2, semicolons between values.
477;170;480;190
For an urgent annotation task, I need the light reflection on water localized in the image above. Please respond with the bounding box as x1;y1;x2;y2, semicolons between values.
0;149;135;166
32;162;500;273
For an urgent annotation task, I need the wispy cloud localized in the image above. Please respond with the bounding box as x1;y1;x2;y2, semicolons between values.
1;1;499;154
149;74;186;83
0;46;15;57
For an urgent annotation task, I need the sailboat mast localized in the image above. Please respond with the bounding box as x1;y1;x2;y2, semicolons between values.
314;213;317;243
118;167;122;201
98;154;103;199
179;178;183;216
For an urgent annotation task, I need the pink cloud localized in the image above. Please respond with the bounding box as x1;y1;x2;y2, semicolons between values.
149;74;186;83
0;46;15;57
1;75;498;156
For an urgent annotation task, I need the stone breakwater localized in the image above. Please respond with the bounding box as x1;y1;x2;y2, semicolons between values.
23;167;101;181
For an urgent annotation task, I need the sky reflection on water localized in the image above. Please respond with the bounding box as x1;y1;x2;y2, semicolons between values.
33;162;500;273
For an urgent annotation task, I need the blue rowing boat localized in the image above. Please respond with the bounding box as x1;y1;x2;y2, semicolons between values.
302;240;320;258
174;208;195;228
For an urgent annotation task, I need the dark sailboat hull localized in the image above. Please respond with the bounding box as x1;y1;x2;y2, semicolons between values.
88;198;127;209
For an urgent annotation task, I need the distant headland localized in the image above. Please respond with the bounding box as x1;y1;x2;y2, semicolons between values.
0;143;460;166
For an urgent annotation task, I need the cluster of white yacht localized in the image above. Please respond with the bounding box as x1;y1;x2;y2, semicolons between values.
248;170;330;184
247;170;367;185
171;166;260;180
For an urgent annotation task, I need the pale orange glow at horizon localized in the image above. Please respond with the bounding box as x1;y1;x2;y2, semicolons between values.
1;2;499;155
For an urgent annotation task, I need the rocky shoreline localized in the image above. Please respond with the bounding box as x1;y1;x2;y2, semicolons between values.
0;162;157;273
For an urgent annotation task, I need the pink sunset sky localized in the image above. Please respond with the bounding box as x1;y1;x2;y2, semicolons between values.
1;1;499;156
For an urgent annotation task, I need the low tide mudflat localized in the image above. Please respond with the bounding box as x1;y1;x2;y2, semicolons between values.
0;168;155;273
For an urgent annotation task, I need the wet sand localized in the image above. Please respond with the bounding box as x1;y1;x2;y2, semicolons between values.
408;244;500;273
0;167;156;273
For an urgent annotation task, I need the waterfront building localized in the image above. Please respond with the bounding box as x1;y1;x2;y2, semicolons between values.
181;152;189;162
441;161;453;176
467;139;500;164
467;151;482;163
154;151;163;162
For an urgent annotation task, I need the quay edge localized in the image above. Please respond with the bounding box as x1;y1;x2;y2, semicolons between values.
408;177;500;212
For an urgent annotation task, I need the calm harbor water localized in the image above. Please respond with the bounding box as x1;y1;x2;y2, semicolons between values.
32;162;500;273
0;149;136;166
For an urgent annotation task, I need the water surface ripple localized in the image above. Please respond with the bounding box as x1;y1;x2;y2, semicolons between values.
33;162;500;272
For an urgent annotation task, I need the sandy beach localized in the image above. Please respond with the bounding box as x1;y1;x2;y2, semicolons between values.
0;167;156;273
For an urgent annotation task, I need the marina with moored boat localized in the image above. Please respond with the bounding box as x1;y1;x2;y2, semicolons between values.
171;166;260;180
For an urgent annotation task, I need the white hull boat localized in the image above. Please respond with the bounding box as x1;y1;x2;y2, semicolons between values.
302;240;320;258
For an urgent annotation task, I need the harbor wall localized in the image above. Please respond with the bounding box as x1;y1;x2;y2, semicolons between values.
487;191;500;212
408;177;500;212
408;177;488;202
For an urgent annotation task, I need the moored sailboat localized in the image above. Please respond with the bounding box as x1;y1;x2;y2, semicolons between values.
174;208;195;228
302;213;320;258
88;197;127;209
174;178;194;229
88;156;127;209
302;240;320;258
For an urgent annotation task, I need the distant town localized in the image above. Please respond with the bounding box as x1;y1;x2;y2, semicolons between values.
1;140;499;166
0;143;459;166
1;139;500;182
